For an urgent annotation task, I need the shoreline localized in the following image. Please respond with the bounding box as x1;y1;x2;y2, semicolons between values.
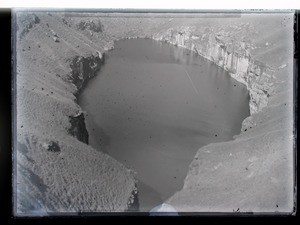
78;37;250;211
15;12;294;213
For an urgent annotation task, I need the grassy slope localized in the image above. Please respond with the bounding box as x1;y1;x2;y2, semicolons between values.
166;13;295;213
15;12;294;213
15;12;141;213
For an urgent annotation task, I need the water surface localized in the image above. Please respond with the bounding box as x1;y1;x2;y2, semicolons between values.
79;38;250;211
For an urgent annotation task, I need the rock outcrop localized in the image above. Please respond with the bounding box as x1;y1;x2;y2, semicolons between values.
68;112;89;144
152;17;294;213
15;12;137;214
69;53;104;97
15;12;294;214
153;27;273;115
67;53;105;144
76;19;104;33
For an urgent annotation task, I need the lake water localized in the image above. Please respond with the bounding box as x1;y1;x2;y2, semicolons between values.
79;38;250;211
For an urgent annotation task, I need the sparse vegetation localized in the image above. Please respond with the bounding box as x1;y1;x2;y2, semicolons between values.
76;19;104;33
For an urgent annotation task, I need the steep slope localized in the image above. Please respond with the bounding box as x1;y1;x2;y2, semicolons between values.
15;12;139;214
154;13;295;213
15;12;295;214
15;11;175;214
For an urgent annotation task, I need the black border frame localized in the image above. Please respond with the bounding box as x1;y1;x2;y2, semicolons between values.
1;8;299;224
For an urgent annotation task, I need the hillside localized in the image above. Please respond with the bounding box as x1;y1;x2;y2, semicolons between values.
15;11;295;214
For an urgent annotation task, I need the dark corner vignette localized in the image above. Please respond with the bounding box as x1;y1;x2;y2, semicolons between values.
0;8;12;225
3;8;300;225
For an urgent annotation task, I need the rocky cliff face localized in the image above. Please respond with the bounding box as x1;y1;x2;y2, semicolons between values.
67;53;104;144
69;53;104;96
152;17;294;212
67;52;140;209
153;27;273;115
15;12;294;214
68;112;89;144
15;12;137;214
